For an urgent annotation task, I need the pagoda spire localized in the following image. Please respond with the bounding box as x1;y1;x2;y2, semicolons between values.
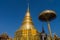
25;2;30;17
19;3;35;30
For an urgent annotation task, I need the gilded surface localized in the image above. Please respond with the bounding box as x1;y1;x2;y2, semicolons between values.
14;6;40;40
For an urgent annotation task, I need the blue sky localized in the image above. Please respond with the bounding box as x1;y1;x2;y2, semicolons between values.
0;0;60;37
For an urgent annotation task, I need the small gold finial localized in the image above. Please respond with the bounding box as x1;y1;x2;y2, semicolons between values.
25;1;30;17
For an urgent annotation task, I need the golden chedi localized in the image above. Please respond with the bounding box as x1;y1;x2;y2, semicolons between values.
14;5;40;40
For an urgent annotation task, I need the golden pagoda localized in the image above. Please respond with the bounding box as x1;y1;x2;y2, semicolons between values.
14;5;40;40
